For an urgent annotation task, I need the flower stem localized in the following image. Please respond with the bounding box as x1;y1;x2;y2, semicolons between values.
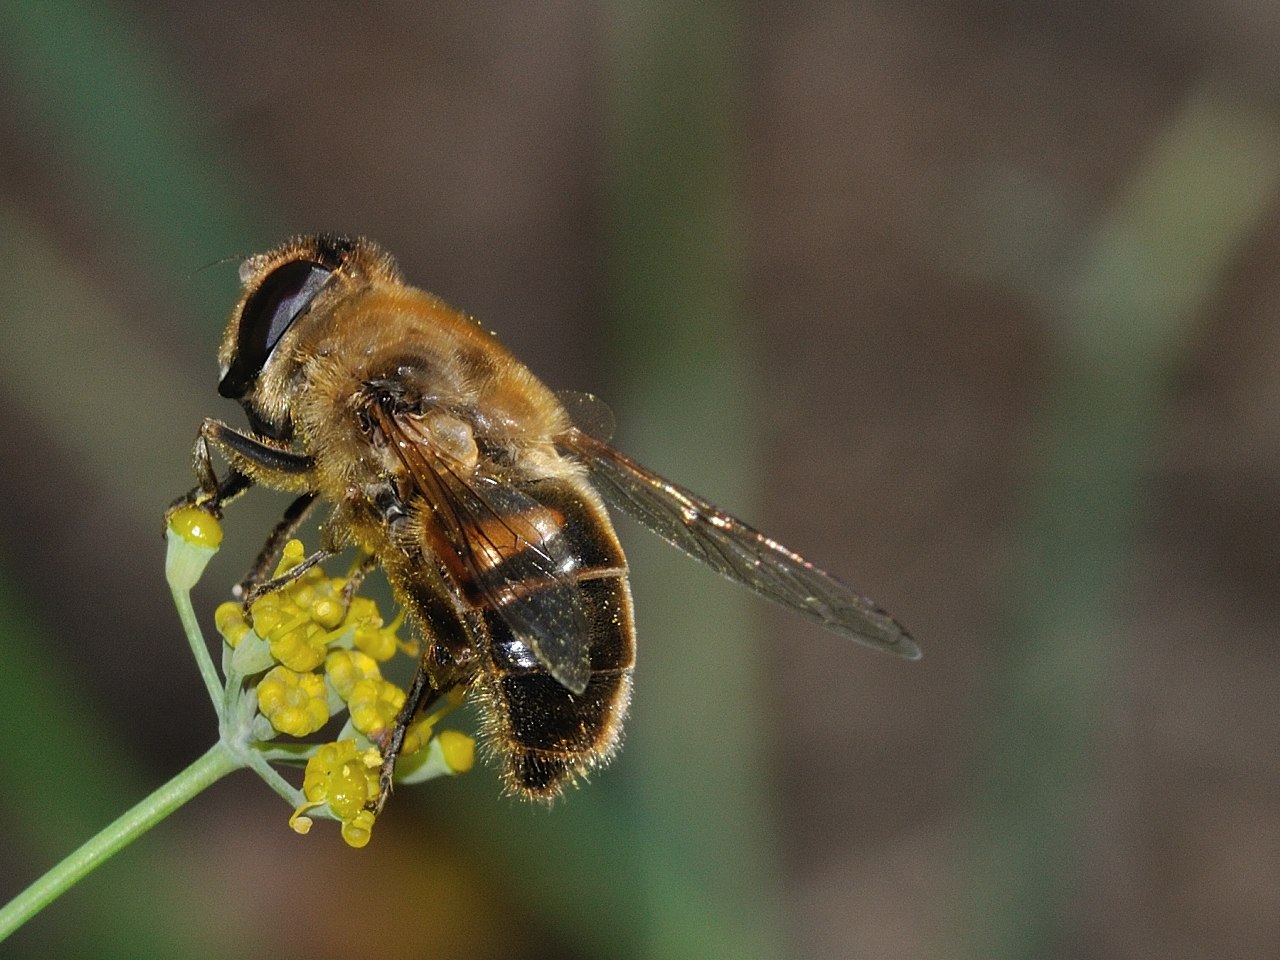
0;743;239;943
169;574;223;711
242;750;304;807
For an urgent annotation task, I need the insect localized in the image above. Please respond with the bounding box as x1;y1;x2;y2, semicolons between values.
168;234;918;808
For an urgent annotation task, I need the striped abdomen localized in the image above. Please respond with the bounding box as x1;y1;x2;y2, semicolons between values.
402;466;635;798
474;475;634;797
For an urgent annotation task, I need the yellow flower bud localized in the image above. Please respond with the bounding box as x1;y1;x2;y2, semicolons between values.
324;649;381;700
437;730;476;774
340;810;377;849
257;665;329;736
164;507;223;590
346;677;405;739
167;506;223;549
297;739;380;847
214;601;251;648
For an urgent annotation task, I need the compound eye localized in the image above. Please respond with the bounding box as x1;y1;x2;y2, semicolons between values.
219;259;333;399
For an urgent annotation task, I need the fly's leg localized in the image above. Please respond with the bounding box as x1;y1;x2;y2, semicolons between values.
164;418;316;532
163;446;251;530
370;666;447;814
237;513;376;629
339;552;379;608
234;492;319;600
239;546;338;611
165;418;326;617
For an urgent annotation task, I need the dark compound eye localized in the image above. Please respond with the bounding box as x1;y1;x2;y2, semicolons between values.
218;259;333;399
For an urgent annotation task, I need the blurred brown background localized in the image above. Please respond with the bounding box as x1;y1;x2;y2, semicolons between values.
2;2;1279;958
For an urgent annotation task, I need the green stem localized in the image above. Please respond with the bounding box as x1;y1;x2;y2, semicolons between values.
169;575;223;711
241;751;304;807
0;743;239;943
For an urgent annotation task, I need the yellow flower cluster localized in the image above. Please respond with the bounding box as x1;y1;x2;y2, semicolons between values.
207;538;474;847
290;740;381;848
257;666;328;737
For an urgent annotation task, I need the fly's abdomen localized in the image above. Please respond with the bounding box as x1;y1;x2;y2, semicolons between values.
472;477;636;798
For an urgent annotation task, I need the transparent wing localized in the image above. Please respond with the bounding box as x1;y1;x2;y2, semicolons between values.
555;390;616;443
560;427;919;659
373;403;593;693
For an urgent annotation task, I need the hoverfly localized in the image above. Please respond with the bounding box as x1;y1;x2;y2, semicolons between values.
169;234;917;807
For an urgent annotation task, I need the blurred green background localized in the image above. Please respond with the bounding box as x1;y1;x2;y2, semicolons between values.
2;2;1279;958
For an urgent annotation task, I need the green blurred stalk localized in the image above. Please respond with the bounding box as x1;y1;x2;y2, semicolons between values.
0;203;218;523
603;4;780;960
951;82;1280;959
0;0;275;294
0;569;138;854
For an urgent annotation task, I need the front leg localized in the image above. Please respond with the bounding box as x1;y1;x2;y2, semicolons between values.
164;463;252;530
195;418;317;491
169;419;328;616
165;418;317;528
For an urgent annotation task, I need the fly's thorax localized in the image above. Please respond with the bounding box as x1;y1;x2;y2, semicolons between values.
398;409;479;471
